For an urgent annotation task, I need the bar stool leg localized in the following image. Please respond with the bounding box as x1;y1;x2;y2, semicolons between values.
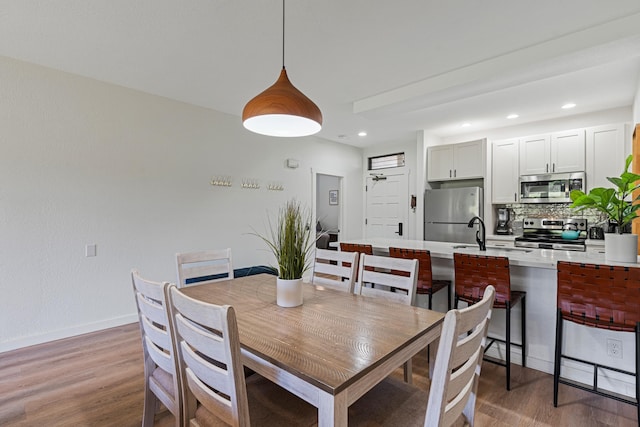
521;295;527;368
506;302;511;391
447;283;452;310
553;309;563;407
428;290;433;310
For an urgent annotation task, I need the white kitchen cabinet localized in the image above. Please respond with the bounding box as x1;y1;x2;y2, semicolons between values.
519;129;585;175
427;139;485;181
585;123;627;192
491;139;519;203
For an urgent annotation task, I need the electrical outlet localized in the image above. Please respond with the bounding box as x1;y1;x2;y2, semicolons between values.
85;244;97;257
607;338;622;358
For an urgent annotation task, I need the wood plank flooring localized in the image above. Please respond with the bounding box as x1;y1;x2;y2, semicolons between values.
0;323;637;426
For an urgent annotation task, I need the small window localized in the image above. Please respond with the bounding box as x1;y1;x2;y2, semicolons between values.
368;152;405;170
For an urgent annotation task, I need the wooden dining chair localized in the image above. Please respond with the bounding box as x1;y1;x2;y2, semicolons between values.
166;284;317;427
311;248;359;293
175;248;233;288
131;270;182;427
348;285;495;426
356;253;418;305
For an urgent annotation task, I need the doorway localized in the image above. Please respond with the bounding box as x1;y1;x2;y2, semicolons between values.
315;173;342;249
365;172;409;239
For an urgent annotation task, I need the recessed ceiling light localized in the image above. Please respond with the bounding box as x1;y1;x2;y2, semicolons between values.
561;103;576;109
461;123;471;128
506;114;519;119
358;131;367;137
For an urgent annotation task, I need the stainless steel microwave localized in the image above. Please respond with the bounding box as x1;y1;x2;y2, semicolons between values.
519;172;585;203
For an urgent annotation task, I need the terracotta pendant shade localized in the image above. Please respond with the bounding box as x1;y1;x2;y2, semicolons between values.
243;67;323;137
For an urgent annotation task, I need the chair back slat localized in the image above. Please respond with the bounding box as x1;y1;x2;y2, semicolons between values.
425;286;495;427
176;248;234;287
557;261;640;331
312;248;359;292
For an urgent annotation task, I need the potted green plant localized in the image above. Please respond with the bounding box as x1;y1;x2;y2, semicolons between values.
253;199;315;307
570;154;640;263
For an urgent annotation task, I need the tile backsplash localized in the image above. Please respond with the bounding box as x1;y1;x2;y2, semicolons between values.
503;203;607;227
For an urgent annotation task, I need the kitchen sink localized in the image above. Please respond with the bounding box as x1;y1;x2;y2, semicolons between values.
452;245;532;253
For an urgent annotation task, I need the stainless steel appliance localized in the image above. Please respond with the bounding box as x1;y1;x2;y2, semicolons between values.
496;208;510;235
514;218;588;251
519;172;585;203
424;187;483;244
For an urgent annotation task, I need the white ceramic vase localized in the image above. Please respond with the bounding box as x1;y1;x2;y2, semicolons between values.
276;278;303;307
604;233;638;264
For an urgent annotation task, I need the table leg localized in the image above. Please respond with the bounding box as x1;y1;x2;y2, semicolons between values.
318;389;347;427
429;337;439;379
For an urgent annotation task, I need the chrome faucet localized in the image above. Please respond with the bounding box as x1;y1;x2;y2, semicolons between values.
468;216;486;251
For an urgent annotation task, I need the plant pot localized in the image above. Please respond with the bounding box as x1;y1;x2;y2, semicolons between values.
276;278;303;307
604;233;638;264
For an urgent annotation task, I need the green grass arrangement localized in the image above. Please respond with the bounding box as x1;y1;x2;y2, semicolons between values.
253;199;315;280
570;155;640;234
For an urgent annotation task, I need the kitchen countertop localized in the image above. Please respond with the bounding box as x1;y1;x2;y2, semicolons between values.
337;238;639;270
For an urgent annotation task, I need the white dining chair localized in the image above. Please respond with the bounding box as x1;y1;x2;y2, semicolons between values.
166;284;317;427
356;253;418;305
175;248;233;288
311;248;359;293
348;286;496;427
131;270;182;427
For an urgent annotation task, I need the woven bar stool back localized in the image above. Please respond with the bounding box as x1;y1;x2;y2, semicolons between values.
339;243;373;282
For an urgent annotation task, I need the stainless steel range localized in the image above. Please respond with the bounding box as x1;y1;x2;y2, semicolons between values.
514;218;587;251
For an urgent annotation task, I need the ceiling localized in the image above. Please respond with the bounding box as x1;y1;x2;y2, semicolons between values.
1;1;639;148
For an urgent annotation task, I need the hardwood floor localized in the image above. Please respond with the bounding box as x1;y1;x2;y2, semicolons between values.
0;323;637;426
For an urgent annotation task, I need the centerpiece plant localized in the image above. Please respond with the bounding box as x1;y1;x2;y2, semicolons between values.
253;199;315;306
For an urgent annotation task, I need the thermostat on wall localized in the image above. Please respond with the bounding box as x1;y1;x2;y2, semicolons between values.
286;158;299;169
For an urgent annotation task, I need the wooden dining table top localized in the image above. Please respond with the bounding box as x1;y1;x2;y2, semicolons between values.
181;273;445;395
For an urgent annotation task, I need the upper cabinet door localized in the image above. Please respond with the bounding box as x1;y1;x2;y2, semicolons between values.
492;139;519;203
551;129;585;173
427;145;454;181
519;135;550;175
585;124;627;192
453;140;485;179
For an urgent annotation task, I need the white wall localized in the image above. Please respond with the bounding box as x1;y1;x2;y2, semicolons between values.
0;56;363;352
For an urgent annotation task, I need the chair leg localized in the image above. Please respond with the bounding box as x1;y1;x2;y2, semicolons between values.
521;295;526;368
506;303;511;391
553;309;563;407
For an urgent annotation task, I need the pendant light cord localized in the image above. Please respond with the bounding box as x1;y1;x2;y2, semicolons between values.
282;0;285;69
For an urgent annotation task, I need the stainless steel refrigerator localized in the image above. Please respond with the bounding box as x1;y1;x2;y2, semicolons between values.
424;187;483;244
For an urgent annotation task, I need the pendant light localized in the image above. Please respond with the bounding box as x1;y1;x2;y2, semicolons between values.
242;0;322;137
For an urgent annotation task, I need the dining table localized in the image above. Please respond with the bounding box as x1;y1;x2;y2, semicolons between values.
181;273;445;427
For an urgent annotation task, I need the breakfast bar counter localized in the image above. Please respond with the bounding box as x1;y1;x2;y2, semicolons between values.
335;237;638;398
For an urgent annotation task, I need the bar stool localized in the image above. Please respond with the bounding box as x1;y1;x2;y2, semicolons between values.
453;252;526;391
389;247;451;310
554;261;640;422
339;243;373;287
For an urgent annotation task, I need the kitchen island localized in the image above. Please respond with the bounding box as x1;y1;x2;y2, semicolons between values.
337;238;639;398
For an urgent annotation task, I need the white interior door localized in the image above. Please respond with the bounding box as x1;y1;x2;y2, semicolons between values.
365;173;409;239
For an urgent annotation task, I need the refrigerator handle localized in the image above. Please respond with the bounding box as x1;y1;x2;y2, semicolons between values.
395;222;403;236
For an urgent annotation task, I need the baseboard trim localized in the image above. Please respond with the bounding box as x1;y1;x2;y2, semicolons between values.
0;314;138;353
